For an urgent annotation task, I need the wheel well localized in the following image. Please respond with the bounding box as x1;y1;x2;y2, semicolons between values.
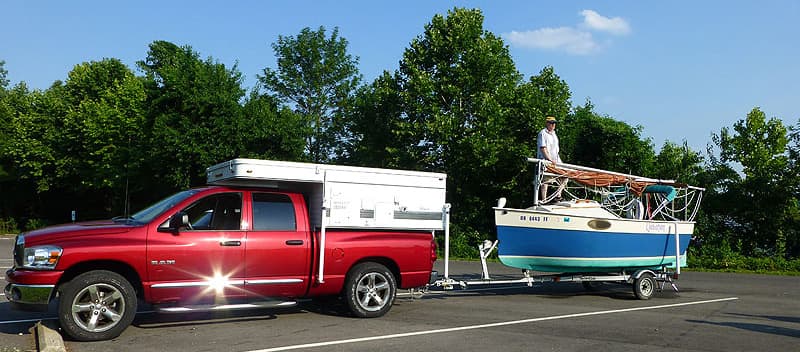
350;257;401;286
57;261;144;299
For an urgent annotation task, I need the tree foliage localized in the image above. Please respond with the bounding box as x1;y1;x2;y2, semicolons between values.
62;59;146;197
137;40;246;192
387;8;525;234
259;26;361;162
340;71;411;168
240;92;307;160
0;60;8;89
653;140;703;183
703;108;798;257
560;101;655;175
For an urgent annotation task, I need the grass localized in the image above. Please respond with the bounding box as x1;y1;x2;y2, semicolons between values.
682;267;800;276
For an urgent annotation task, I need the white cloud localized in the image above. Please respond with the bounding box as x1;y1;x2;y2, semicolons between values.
506;10;631;55
580;9;631;35
507;27;599;55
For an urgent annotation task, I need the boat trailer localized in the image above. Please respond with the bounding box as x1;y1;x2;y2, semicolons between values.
429;240;681;300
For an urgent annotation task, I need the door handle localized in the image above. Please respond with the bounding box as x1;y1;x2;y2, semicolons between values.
285;240;304;246
220;240;242;246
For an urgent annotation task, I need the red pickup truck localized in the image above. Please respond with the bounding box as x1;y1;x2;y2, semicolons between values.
5;159;445;341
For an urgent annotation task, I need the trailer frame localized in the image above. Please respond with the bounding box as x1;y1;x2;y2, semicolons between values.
430;239;681;300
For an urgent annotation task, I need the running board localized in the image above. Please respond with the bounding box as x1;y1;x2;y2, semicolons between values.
155;300;298;313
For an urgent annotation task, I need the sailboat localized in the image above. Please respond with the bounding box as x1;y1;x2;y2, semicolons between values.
495;158;704;273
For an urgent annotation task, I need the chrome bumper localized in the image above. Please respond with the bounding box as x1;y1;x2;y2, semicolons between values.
4;282;55;306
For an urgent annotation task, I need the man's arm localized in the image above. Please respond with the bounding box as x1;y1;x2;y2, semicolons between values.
540;146;553;163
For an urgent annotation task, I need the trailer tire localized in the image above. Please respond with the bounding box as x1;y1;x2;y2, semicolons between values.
633;272;655;300
58;270;137;341
344;262;396;318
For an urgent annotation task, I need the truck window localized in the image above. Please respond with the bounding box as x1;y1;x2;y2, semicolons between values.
181;193;242;230
252;193;296;231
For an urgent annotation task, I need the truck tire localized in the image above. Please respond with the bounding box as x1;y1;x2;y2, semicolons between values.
57;270;137;341
344;262;396;318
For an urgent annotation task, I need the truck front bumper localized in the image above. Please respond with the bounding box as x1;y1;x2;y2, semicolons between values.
5;268;60;310
4;282;55;306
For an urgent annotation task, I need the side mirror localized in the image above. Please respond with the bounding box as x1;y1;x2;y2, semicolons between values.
161;211;191;233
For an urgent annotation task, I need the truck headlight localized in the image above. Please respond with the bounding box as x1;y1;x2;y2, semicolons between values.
22;246;63;270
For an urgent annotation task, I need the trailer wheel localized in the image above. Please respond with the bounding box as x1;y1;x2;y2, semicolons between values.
633;272;655;300
58;270;137;341
344;262;396;318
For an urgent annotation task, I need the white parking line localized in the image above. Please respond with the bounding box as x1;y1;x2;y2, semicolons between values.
0;316;57;324
246;297;739;352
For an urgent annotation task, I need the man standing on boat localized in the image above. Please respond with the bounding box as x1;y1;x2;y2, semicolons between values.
537;116;563;203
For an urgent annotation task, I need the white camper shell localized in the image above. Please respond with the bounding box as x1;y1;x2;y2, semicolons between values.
206;158;450;283
207;158;448;231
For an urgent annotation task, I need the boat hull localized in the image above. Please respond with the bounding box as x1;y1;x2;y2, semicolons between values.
495;208;693;273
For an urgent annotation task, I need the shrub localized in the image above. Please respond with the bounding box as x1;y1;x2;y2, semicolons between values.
437;223;491;259
689;242;800;274
0;217;19;235
24;218;48;231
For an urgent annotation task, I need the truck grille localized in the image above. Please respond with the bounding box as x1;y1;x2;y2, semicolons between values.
13;235;24;268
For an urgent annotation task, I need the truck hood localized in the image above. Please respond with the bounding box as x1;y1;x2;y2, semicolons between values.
22;220;136;245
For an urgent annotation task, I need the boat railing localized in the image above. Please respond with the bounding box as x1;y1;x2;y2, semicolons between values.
528;158;705;222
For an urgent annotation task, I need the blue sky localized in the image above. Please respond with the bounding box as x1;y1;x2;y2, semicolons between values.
3;1;799;154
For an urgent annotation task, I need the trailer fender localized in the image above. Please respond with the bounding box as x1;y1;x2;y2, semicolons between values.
630;269;657;282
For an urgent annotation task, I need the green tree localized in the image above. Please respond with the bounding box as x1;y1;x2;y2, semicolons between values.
0;60;11;182
0;60;148;220
138;40;246;193
561;101;655;175
390;8;524;235
0;81;73;223
259;26;361;162
61;59;147;215
240;91;307;160
0;60;8;89
653;140;703;183
785;122;800;257
706;107;795;257
1;83;67;193
339;71;414;168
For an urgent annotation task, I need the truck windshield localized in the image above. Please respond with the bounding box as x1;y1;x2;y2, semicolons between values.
130;190;200;223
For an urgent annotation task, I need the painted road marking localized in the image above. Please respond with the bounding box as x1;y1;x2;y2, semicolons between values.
246;297;739;352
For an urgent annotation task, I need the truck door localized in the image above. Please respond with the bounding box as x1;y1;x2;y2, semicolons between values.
244;192;311;298
147;192;246;305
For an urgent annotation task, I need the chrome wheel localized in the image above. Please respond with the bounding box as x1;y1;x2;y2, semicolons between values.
344;262;397;318
355;272;392;312
71;283;126;332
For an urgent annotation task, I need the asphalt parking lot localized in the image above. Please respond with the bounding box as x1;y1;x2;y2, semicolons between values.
1;236;798;351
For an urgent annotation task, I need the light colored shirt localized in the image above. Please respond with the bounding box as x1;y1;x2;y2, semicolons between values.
537;128;561;163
